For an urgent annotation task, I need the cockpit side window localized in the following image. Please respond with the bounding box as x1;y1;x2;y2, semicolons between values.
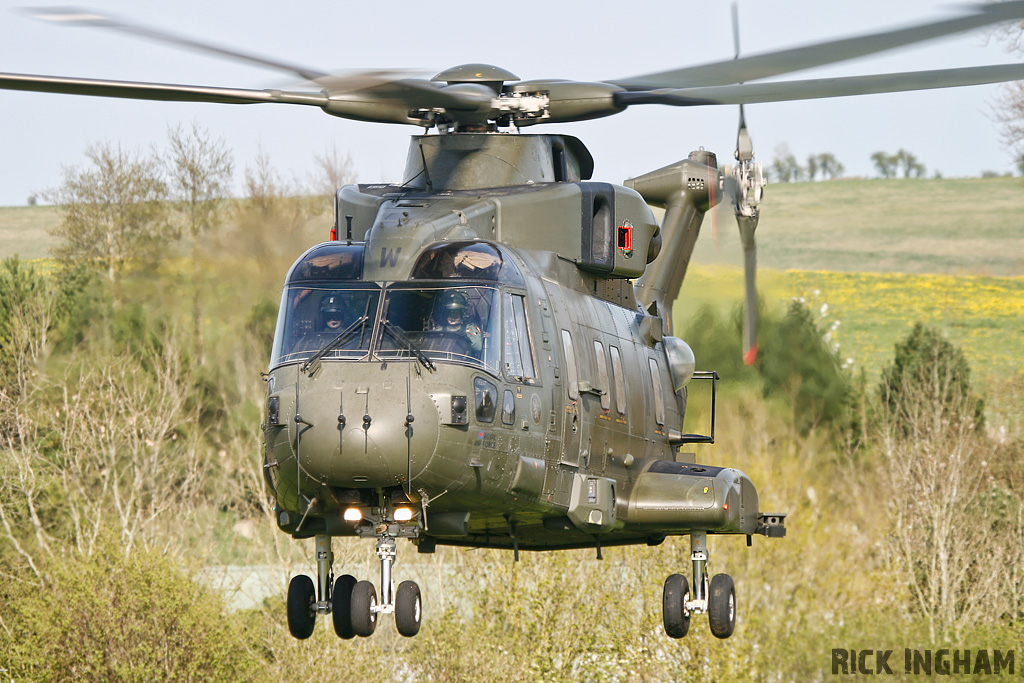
503;292;537;381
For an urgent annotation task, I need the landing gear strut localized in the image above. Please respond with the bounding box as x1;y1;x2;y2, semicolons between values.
662;531;736;639
286;519;423;639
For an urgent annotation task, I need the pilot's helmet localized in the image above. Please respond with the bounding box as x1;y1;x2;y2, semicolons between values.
319;294;348;329
436;291;468;327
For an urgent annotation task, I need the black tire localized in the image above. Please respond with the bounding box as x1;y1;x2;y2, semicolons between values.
662;573;690;638
332;574;358;639
708;573;736;639
286;574;316;640
350;580;378;637
395;580;422;637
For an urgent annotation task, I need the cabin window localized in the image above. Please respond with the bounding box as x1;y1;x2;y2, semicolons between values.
503;293;537;381
610;345;626;415
377;284;501;374
474;378;497;423
501;390;516;425
649;358;665;427
593;340;610;412
271;283;381;366
561;329;579;401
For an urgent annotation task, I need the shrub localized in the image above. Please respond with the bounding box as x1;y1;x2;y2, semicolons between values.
0;538;260;682
682;300;859;438
757;301;856;436
878;322;984;432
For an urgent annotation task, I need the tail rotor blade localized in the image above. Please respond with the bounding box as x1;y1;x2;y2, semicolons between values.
738;214;759;365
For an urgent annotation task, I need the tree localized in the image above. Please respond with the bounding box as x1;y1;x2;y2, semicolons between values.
995;21;1024;157
164;123;233;363
804;153;844;181
894;148;926;178
805;154;819;181
871;149;925;179
876;325;1009;640
870;151;897;179
816;152;844;179
235;146;319;275
45;142;167;285
164;122;233;242
308;143;355;198
770;144;804;182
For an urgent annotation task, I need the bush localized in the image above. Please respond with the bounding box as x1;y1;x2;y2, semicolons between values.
682;300;860;438
879;322;984;432
0;538;260;682
757;301;856;435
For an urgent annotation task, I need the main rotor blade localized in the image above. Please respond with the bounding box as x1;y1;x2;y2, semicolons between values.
18;9;494;117
615;63;1024;107
0;71;327;106
612;1;1024;90
25;6;332;83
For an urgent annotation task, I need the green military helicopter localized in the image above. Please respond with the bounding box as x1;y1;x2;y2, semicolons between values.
4;2;1024;641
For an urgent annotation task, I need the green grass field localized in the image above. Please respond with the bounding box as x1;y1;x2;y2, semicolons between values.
0;205;60;261
677;265;1024;384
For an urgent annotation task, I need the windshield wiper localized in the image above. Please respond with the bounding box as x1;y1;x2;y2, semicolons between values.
300;315;369;376
381;321;436;371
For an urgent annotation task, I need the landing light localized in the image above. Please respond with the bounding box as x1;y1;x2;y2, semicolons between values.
394;507;414;522
343;507;362;522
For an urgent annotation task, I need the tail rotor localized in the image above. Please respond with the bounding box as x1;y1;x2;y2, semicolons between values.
725;4;766;366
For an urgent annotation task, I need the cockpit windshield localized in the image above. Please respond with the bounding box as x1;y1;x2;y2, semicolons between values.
270;282;501;374
270;242;514;373
271;284;381;365
376;284;501;374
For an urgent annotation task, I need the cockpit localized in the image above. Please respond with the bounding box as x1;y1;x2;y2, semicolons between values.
270;241;536;381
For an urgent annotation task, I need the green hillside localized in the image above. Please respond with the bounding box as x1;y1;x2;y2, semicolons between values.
697;176;1024;276
5;176;1024;269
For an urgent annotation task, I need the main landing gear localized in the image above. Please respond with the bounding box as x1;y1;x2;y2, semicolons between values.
287;523;422;640
662;531;736;639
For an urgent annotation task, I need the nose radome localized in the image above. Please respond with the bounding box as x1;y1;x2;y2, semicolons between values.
293;368;440;489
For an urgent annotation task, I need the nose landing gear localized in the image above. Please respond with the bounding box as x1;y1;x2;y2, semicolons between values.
662;531;737;639
286;521;423;640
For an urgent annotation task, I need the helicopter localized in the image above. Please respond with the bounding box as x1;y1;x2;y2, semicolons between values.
3;2;1024;642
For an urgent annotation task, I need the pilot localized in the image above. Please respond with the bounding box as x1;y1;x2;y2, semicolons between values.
432;291;482;353
293;293;354;355
319;293;352;333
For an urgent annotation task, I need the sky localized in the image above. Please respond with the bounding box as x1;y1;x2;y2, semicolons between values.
0;0;1022;207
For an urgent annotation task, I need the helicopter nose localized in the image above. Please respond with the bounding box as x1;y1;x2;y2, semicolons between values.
280;367;442;490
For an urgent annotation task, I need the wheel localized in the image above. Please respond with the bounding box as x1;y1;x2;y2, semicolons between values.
662;573;690;639
350;580;378;637
286;574;316;640
332;574;358;639
395;580;422;637
708;573;736;639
